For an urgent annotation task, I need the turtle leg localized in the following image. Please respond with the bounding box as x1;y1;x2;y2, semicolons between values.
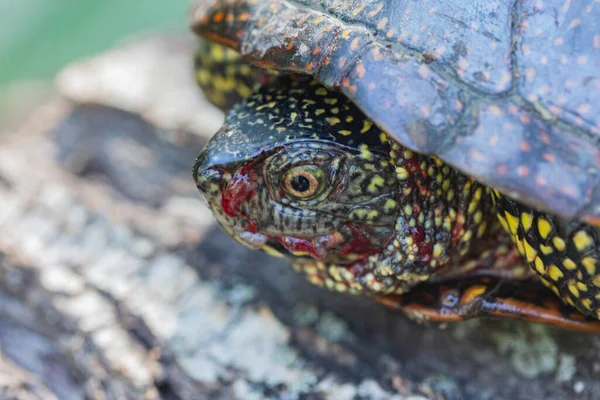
374;277;600;333
492;191;600;320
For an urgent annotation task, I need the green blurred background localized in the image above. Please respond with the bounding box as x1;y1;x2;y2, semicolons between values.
0;0;191;86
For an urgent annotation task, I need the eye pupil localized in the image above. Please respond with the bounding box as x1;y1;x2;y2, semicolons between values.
291;175;311;193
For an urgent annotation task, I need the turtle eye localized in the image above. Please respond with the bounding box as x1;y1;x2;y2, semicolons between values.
283;166;325;199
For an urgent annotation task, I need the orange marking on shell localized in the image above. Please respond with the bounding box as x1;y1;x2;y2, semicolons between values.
202;32;240;50
543;153;556;162
372;47;384;61
368;82;377;91
560;185;578;197
520;141;531;152
497;165;507;175
305;62;314;71
350;37;362;51
470;148;486;161
520;114;531;125
569;18;581;29
377;17;389;29
356;63;366;78
536;176;547;186
583;215;600;228
594;35;600;49
489;105;501;115
549;105;562;115
213;11;225;22
540;131;551;144
489;135;498;146
368;3;384;17
578;104;591;114
518;166;529;176
418;65;429;78
238;12;251;21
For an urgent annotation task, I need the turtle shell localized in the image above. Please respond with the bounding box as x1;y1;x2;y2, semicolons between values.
191;0;600;225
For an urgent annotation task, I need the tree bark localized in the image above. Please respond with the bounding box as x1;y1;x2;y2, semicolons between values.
0;34;599;400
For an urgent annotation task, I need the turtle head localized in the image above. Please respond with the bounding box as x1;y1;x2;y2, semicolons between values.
194;78;399;266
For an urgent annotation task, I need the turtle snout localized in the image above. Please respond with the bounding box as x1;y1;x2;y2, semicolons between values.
195;168;223;197
194;152;224;198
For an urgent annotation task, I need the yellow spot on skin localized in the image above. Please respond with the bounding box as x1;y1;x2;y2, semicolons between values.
573;231;593;252
583;257;596;276
345;115;354;123
540;244;553;255
262;246;285;258
326;117;341;125
497;215;510;234
291;251;311;257
563;258;577;270
537;218;553;239
593;275;600;287
552;236;566;251
581;299;593;310
368;176;385;193
338;130;352;136
477;221;487;238
396;167;409;180
290;112;298;123
315;87;328;96
548;265;564;280
324;98;338;105
520;213;533;233
360;144;373;160
237;84;252;98
577;282;587;292
534;257;546;274
384;199;397;213
462;230;473;243
523;239;538;262
568;282;580;298
504;211;519;235
361;120;373;133
367;210;379;220
256;101;276;110
315;109;326;116
432;243;444;259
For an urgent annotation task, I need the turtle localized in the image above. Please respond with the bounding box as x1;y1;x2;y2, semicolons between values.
190;0;600;331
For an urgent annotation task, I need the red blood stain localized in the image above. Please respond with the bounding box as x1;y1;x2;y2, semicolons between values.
411;226;432;263
221;172;255;217
279;236;326;259
411;226;425;243
339;224;379;257
246;220;258;234
418;242;433;263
